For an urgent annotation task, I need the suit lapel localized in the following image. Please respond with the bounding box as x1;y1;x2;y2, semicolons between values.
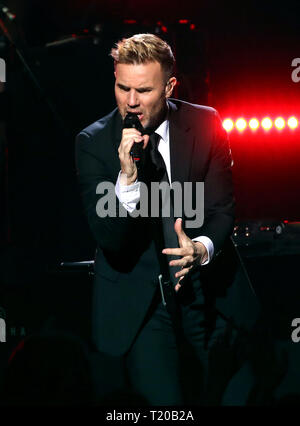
168;100;195;184
113;109;123;154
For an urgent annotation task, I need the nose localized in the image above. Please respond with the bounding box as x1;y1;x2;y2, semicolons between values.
127;89;139;109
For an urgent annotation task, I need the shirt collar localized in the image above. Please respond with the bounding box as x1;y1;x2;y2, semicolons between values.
154;103;169;143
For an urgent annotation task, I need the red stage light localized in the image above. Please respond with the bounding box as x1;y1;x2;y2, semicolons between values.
222;115;299;133
222;118;234;132
274;117;285;130
249;118;259;130
124;19;137;24
287;116;298;129
235;118;247;132
190;24;195;30
179;19;189;24
261;117;273;130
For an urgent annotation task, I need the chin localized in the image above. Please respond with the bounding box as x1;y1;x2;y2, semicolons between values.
141;118;148;127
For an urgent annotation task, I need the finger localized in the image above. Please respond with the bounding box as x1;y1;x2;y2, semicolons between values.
162;248;184;256
118;135;144;151
142;134;150;149
122;128;142;137
174;283;182;292
162;247;192;256
125;135;144;146
174;267;191;279
126;133;143;140
174;218;185;238
121;130;143;142
174;276;185;292
120;138;145;157
126;134;149;150
169;256;194;268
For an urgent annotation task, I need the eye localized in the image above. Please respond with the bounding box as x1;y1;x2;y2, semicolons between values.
117;85;130;92
137;89;151;93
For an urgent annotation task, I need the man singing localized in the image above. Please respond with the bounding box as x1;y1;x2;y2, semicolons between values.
75;33;235;405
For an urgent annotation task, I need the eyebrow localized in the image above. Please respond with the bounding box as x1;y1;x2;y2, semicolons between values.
117;83;153;91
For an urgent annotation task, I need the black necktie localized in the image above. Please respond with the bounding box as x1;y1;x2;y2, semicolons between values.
149;133;166;181
148;133;181;287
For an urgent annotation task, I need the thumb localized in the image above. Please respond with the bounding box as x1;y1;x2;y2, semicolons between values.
142;134;150;149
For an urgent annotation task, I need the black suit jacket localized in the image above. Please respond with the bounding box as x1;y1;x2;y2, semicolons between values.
75;99;256;356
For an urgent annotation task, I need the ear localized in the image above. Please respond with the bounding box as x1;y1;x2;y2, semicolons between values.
114;61;118;79
165;77;177;98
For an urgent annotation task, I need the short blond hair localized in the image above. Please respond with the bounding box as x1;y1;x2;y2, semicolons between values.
110;33;175;81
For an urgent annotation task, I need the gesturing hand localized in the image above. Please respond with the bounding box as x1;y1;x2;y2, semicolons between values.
162;218;208;292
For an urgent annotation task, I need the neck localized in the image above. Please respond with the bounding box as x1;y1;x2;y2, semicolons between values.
145;101;168;134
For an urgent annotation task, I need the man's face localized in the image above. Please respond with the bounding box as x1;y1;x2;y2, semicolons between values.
114;61;176;130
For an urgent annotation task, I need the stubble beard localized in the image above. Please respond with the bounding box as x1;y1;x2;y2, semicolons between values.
144;99;168;132
118;96;168;131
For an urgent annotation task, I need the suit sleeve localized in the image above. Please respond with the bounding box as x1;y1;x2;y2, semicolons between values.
75;131;137;253
186;110;235;256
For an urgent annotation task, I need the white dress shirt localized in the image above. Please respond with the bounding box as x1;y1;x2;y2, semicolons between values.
115;118;214;265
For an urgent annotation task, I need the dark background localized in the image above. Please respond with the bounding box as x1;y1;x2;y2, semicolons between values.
0;0;299;260
0;0;300;405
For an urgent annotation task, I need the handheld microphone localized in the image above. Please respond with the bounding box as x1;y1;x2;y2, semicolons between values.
123;112;145;168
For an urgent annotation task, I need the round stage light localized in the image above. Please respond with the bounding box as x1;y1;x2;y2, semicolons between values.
235;118;247;132
274;117;285;130
287;116;298;129
261;117;273;130
222;118;234;132
249;118;259;130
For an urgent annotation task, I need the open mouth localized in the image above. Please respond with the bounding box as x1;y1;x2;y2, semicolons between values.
127;111;143;121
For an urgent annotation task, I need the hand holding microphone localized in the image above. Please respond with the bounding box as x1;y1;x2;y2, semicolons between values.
118;113;149;185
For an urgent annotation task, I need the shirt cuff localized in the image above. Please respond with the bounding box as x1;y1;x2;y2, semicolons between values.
192;236;214;265
115;171;141;213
